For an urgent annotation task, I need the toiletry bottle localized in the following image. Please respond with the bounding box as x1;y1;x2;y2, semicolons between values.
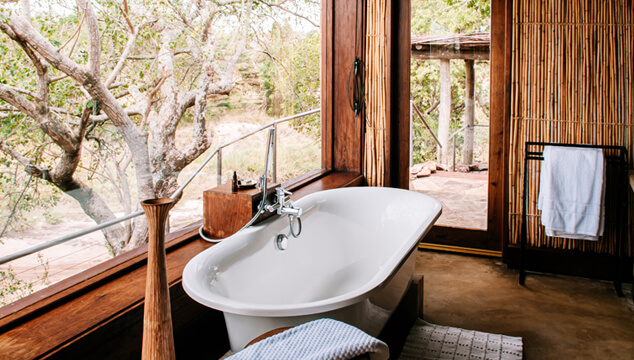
232;171;238;192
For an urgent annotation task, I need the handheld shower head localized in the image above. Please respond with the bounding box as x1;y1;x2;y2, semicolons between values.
264;127;275;180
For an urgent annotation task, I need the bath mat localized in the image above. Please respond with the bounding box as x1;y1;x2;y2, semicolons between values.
399;319;523;360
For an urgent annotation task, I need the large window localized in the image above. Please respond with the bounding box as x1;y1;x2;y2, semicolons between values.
0;0;320;307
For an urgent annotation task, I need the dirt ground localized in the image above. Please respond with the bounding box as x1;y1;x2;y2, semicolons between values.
410;171;488;230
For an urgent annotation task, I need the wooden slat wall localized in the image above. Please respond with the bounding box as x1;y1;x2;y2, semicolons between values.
364;0;388;186
509;0;634;255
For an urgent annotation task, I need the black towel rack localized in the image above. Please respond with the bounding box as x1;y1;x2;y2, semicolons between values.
520;142;629;296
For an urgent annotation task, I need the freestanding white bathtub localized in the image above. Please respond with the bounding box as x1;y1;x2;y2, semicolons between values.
183;187;441;351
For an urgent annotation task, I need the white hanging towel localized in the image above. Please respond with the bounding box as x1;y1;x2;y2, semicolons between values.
537;146;606;241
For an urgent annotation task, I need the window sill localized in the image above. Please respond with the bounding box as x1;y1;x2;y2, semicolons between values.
0;171;363;359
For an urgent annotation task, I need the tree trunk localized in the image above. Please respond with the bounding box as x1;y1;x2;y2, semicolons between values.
57;178;130;255
463;60;475;165
438;59;451;165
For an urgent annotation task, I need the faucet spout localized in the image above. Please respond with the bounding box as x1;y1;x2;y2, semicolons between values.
265;186;303;238
280;204;303;217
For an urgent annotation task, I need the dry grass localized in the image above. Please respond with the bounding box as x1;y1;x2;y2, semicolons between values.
0;109;321;306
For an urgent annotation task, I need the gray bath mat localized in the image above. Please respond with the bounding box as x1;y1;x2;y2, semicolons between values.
399;319;523;360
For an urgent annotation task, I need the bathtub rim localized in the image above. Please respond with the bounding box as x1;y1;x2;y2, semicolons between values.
182;187;441;317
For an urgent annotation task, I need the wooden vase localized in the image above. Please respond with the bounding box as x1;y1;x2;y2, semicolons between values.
140;198;176;360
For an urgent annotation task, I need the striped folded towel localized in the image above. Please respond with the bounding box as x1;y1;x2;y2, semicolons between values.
226;318;389;360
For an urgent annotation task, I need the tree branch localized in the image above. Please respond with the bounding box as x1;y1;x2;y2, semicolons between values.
127;49;191;60
76;0;101;76
58;6;85;53
258;0;319;28
19;0;31;23
0;84;80;154
3;17;86;81
0;174;32;238
0;141;50;180
0;84;35;101
104;19;157;88
0;84;43;121
118;3;134;33
50;74;70;83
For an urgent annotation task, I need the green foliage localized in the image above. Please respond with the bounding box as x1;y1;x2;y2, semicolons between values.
411;0;490;34
259;24;321;138
0;267;32;307
0;253;50;306
0;107;61;232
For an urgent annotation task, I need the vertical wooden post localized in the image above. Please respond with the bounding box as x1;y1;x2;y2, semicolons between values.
438;59;451;165
463;59;476;165
216;149;222;186
140;198;176;360
410;100;414;167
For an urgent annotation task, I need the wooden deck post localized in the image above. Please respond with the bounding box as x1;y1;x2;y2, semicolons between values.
438;59;451;165
463;59;475;165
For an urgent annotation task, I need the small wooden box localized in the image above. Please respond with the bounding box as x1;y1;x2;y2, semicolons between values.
202;182;279;239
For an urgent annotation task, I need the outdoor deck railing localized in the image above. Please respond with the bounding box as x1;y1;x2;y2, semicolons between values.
410;100;488;171
0;109;320;266
448;123;489;171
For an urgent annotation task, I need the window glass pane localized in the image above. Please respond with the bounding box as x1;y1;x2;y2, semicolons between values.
0;0;320;307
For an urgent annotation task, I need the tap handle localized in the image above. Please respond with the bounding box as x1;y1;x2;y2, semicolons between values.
257;174;266;191
275;186;292;197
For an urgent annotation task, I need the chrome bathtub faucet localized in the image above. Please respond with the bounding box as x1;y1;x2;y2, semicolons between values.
266;186;303;239
255;127;302;239
265;187;303;217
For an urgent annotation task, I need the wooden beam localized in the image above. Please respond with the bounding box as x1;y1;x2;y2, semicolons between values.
321;0;334;170
412;48;490;61
489;0;512;254
387;0;411;189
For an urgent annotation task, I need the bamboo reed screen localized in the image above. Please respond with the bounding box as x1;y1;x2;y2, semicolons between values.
364;0;387;187
509;0;634;255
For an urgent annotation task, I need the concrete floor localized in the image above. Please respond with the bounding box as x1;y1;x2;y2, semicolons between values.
415;250;634;359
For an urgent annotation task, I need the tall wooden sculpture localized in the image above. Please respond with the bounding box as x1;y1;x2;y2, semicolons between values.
140;198;176;360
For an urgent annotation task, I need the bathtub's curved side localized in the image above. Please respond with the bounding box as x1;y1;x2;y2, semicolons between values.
183;187;441;352
224;250;418;351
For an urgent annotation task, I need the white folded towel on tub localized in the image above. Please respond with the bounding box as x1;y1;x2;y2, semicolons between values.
226;318;389;360
537;146;606;240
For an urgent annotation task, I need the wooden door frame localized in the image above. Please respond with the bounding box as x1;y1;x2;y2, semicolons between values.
397;0;513;253
322;0;513;252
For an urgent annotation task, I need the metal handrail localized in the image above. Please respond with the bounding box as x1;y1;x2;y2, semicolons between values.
449;123;489;171
410;101;442;148
409;100;489;172
0;109;320;265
